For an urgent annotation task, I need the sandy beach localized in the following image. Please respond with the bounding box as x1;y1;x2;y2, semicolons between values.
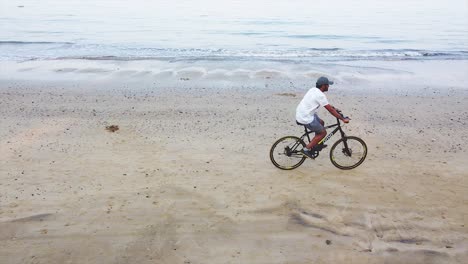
0;59;467;263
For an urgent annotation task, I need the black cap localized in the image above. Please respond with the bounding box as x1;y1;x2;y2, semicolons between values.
316;76;334;87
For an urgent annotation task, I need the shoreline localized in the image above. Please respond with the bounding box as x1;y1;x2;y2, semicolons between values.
1;59;467;88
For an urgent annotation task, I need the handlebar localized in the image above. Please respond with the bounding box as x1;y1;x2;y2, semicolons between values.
337;111;351;121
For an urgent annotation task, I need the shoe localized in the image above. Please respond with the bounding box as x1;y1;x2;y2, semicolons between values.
300;149;316;159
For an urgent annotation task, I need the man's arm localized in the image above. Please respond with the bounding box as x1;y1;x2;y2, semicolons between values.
324;104;349;123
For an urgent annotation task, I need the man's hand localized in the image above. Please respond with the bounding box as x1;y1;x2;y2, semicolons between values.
342;118;350;123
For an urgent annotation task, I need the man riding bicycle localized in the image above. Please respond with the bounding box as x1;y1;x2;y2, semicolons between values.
296;76;350;159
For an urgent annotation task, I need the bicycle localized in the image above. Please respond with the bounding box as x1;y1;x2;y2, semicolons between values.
270;112;367;170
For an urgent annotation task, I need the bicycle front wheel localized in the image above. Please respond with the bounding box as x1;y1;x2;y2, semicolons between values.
330;136;367;170
270;136;306;170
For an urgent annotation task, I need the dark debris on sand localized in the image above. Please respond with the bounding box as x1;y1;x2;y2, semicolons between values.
105;125;119;132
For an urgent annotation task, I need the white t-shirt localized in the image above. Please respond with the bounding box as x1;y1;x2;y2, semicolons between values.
296;88;329;124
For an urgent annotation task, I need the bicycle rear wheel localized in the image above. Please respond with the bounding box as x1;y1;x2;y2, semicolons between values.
270;136;306;170
330;136;367;170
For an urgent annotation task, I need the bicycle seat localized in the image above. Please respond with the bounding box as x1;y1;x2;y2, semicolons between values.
296;121;306;126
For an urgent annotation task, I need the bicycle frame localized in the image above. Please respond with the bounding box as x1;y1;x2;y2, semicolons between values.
300;118;345;145
293;117;351;155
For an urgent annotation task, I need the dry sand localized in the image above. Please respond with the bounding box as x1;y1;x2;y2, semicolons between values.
0;60;467;263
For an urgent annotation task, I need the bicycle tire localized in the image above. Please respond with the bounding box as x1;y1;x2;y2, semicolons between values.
270;136;307;170
329;136;367;170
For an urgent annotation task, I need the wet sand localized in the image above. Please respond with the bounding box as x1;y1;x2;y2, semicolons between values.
0;60;467;263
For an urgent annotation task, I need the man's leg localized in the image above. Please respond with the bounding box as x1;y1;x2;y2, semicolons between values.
306;116;326;150
306;129;327;149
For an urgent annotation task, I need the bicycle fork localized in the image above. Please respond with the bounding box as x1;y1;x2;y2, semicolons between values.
339;129;352;156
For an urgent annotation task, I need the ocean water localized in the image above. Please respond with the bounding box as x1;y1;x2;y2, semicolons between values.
0;0;467;62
